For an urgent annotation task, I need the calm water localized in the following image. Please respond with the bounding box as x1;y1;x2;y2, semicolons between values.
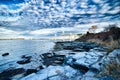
0;40;55;72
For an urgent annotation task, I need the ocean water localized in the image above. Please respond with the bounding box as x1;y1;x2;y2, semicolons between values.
0;40;55;72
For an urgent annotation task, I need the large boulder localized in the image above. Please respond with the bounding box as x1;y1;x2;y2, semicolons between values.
96;49;120;79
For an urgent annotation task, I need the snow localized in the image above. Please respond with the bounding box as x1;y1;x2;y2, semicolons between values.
20;65;78;80
55;50;72;56
69;52;87;59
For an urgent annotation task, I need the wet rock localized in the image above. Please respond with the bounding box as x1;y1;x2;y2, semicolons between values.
73;48;85;52
24;69;37;76
54;41;99;52
55;57;64;61
21;55;32;60
2;53;9;56
0;77;11;80
41;52;65;66
39;65;44;69
72;63;89;73
0;68;25;80
17;55;31;64
17;59;31;64
54;50;72;56
63;46;75;50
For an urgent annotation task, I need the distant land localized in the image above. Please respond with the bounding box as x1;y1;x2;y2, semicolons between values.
0;34;80;41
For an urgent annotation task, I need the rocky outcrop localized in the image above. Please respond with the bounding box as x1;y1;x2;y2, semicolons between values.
1;41;119;80
96;49;120;79
76;26;120;42
54;41;99;52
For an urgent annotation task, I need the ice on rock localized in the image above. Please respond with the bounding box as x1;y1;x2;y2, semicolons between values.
69;52;86;59
81;76;98;80
20;65;78;80
55;50;72;56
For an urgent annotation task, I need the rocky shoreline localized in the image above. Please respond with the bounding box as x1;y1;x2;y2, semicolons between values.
0;41;120;80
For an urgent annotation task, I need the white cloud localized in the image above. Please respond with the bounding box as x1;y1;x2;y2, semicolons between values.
80;3;88;8
99;4;111;14
74;22;118;33
0;27;29;38
107;7;120;14
92;0;101;3
0;16;20;22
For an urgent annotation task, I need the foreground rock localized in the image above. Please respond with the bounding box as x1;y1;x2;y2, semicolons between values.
96;49;120;79
20;66;81;80
0;68;25;80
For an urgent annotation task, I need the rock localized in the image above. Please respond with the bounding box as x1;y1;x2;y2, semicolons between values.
2;53;9;56
24;69;37;76
17;59;31;64
21;55;32;60
63;46;75;50
96;49;120;78
55;57;64;61
72;63;89;73
81;76;98;80
99;76;116;80
73;48;85;52
20;66;78;80
54;60;63;64
41;52;65;66
0;68;25;79
17;55;31;64
39;66;44;69
0;77;11;80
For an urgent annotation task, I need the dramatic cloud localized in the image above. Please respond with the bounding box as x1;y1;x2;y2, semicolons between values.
0;0;120;38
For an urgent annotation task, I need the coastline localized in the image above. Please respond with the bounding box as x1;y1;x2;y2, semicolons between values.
0;40;119;80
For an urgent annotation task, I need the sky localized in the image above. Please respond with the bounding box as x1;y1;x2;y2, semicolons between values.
0;0;120;39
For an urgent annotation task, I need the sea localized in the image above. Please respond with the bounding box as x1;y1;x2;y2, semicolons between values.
0;40;55;73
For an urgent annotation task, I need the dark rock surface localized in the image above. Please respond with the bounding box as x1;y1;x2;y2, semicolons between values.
0;68;25;80
2;53;9;56
41;53;65;66
17;59;31;64
24;69;38;76
21;55;32;60
17;55;32;64
54;41;99;52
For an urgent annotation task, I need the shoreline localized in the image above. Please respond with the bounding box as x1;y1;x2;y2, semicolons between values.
0;40;120;80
